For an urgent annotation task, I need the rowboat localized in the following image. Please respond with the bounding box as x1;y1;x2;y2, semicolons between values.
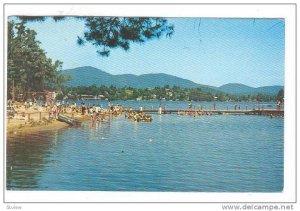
57;114;81;126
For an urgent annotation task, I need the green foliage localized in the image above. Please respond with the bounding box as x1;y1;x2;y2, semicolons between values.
7;20;70;99
16;16;174;57
61;85;278;102
277;89;284;102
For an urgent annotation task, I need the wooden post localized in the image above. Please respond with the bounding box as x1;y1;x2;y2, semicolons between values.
28;113;30;122
12;79;15;102
39;112;42;121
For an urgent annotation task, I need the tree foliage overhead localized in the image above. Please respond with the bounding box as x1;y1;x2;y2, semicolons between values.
16;16;174;56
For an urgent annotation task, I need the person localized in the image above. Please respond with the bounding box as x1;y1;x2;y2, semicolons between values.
81;103;86;115
277;100;281;111
89;106;94;115
90;110;95;121
24;101;28;109
52;105;58;119
95;104;101;114
158;105;162;114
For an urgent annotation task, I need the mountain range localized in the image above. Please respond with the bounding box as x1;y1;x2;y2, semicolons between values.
63;66;283;95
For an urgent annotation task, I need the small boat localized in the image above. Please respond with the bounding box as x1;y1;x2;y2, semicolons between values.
57;114;81;126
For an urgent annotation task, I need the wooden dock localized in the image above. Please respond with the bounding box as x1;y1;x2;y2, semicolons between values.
129;109;284;116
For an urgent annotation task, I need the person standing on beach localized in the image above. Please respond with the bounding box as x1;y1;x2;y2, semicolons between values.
81;103;86;115
52;105;58;119
24;101;28;109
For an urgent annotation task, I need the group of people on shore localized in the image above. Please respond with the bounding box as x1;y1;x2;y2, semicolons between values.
8;99;283;125
79;103;124;122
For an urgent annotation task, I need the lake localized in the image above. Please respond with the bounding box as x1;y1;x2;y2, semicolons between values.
6;101;283;192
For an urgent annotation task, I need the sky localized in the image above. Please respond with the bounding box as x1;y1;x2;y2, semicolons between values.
24;17;284;88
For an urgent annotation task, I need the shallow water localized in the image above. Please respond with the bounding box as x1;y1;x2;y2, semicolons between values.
7;113;283;192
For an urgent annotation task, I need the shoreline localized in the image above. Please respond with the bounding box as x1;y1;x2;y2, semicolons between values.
6;119;70;137
6;101;283;137
6;112;90;137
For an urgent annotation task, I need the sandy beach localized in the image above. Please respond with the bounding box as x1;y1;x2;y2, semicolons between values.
6;119;69;135
6;103;90;136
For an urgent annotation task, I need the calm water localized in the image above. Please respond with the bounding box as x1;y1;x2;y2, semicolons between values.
7;105;283;192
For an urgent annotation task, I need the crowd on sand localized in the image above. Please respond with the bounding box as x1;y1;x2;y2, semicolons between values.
7;100;154;124
7;100;282;129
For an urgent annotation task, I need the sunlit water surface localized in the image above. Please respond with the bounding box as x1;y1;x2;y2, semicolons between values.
7;113;283;192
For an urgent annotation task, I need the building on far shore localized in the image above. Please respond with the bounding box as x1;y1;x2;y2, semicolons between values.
81;94;105;100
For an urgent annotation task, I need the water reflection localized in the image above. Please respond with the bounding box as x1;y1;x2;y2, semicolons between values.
6;129;66;190
6;114;283;191
88;120;111;141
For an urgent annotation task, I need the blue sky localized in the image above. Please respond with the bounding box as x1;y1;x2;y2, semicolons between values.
25;17;284;87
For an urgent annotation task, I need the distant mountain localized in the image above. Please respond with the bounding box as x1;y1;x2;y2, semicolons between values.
255;85;284;94
63;66;216;91
218;83;254;94
217;83;283;95
64;66;114;87
63;66;283;95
